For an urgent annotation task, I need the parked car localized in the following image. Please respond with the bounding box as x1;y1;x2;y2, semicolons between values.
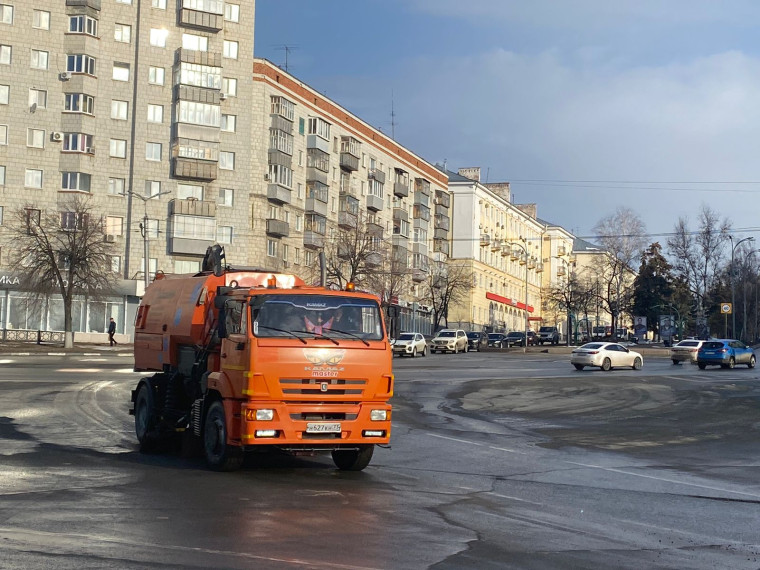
488;333;507;348
466;331;488;352
527;331;538;346
504;331;527;347
430;329;468;354
538;326;560;345
670;339;705;365
570;342;644;371
392;332;428;357
697;339;755;369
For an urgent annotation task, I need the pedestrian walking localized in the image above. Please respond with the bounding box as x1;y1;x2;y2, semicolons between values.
108;317;118;346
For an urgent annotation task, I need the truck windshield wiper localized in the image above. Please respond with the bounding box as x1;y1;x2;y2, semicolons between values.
313;333;340;346
256;325;307;344
326;328;370;346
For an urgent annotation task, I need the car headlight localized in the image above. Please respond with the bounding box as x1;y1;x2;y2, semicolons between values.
370;409;387;421
255;409;274;421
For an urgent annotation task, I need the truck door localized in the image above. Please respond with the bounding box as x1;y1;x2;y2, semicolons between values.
219;299;250;392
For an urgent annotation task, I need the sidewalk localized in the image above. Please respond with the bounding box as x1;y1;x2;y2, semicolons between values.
0;340;134;356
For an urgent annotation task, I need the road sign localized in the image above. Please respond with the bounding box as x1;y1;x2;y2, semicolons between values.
721;303;732;314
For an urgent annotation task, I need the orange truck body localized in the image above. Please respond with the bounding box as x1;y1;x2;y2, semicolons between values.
130;266;393;471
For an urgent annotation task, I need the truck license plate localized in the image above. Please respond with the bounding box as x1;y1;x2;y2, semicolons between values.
306;422;341;434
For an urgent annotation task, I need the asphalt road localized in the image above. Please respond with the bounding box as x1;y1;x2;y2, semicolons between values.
0;349;759;569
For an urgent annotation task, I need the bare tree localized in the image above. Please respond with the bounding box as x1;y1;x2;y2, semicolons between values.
666;204;730;325
542;269;596;342
592;207;647;339
420;259;472;330
6;196;117;348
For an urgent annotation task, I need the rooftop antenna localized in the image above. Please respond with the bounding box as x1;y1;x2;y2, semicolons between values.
391;90;396;140
274;45;299;72
485;167;490;183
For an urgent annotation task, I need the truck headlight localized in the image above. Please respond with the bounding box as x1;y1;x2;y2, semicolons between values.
256;409;274;421
370;409;387;421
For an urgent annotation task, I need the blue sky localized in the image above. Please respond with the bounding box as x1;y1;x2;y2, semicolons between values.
255;0;760;241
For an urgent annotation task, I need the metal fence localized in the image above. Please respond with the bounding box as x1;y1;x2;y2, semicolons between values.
1;329;66;343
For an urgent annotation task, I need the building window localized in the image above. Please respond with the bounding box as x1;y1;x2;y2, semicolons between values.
64;93;94;114
61;212;88;231
178;61;222;89
25;169;43;189
108;178;125;196
223;40;238;59
175;260;200;274
105;216;123;236
218;188;234;207
111;100;128;120
268;164;292;187
116;0;133;4
219;151;235;170
141;258;158;280
217;226;232;244
109;255;122;274
271;96;295;121
0;4;12;25
307;117;331;140
148;66;165;85
0;125;7;145
27;128;45;148
28;89;47;109
0;165;5;185
270;128;293;155
110;139;127;158
67;54;96;75
221;114;236;132
182;0;223;12
61;172;91;192
147;104;163;123
267;239;278;258
177;183;202;200
151;0;167;8
0;45;10;66
114;23;131;43
182;33;208;52
112;62;130;81
0;84;8;104
63;133;94;153
30;50;49;70
149;28;168;48
69;15;98;36
33;10;50;30
178;100;220;127
171;215;214;240
224;3;240;22
221;77;237;97
145;180;161;198
144;220;159;239
145;142;162;161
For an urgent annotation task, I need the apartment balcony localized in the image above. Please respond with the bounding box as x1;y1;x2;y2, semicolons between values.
305;197;328;217
66;0;101;9
434;189;450;209
393;208;408;222
412;242;429;257
176;47;222;68
306;134;329;153
306;167;328;186
340;152;359;171
480;233;491;247
366;252;382;267
266;219;289;238
433;227;448;240
392;245;408;266
267;183;292;205
435;203;449;217
434;214;449;231
178;3;223;31
367;222;383;238
169;236;214;256
303;231;324;249
338;210;357;229
270;114;293;133
393;181;409;198
392;234;409;249
433;238;450;256
368;168;386;184
413;203;430;221
172;158;217;181
412;268;427;283
413;217;429;230
415;178;431;195
170;198;216;217
366;194;383;212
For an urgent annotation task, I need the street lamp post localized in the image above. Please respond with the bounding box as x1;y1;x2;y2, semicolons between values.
556;253;575;346
129;190;171;290
508;238;530;354
729;235;754;339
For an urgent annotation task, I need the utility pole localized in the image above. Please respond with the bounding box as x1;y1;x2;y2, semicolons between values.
130;190;171;290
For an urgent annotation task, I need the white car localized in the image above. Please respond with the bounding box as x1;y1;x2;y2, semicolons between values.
670;339;705;364
430;329;468;354
392;332;427;357
571;342;643;371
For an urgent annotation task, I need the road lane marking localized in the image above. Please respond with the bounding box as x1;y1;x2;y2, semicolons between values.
428;433;485;446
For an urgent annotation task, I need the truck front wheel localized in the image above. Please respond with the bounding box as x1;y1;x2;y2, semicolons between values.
134;383;158;453
332;444;374;471
203;400;243;471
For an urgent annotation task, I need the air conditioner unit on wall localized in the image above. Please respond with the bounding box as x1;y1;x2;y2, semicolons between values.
219;92;227;101
59;71;71;81
51;132;63;142
105;234;116;243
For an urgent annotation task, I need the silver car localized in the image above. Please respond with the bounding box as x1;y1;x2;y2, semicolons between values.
430;329;468;354
392;332;428;357
670;339;704;364
571;342;644;371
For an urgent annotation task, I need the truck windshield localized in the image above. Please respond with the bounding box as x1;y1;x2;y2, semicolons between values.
251;294;384;341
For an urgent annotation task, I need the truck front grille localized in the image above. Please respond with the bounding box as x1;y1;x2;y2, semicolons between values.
280;378;366;396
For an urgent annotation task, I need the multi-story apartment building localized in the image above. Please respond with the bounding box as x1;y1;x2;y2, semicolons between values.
0;0;254;338
250;59;450;336
446;167;545;333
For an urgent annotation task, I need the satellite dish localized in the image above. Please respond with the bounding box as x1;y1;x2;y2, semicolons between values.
30;103;37;113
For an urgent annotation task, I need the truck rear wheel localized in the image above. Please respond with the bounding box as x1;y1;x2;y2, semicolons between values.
134;383;159;453
332;445;374;471
203;400;243;471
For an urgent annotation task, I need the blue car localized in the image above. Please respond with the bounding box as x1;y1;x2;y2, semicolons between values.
697;339;755;369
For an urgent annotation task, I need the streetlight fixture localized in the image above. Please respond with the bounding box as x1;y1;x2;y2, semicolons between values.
729;235;754;339
129;190;172;290
507;237;530;354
